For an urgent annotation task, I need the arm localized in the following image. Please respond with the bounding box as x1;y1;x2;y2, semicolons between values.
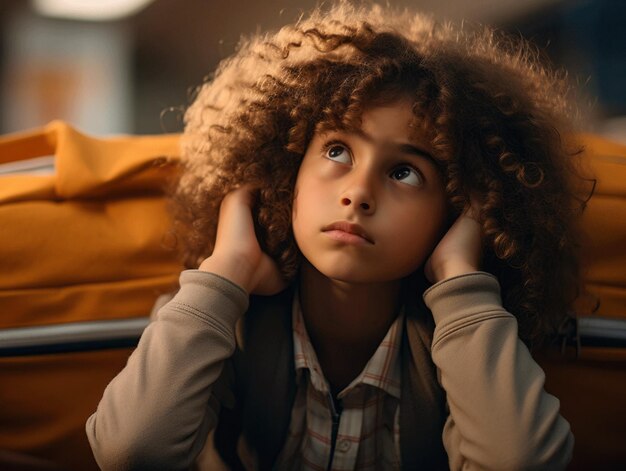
86;187;285;470
424;207;573;470
424;272;573;470
86;269;248;470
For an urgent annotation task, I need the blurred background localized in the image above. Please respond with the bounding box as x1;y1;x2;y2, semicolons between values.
0;0;624;141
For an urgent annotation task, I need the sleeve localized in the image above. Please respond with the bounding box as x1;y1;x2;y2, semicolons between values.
423;272;574;471
86;269;249;471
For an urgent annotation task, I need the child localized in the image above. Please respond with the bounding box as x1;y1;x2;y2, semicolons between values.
87;2;585;469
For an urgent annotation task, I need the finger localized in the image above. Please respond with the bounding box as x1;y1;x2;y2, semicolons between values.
424;258;436;284
465;193;482;220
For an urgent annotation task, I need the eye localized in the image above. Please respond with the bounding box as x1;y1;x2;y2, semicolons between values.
323;142;351;164
390;165;423;187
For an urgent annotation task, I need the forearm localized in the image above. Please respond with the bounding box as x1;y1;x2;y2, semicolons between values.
425;272;573;470
86;270;248;471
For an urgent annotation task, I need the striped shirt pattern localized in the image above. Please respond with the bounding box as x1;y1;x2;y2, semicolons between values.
275;293;404;470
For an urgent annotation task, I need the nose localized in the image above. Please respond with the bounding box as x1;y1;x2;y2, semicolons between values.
340;172;376;215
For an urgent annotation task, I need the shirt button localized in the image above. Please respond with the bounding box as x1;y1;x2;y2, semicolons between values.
337;439;351;452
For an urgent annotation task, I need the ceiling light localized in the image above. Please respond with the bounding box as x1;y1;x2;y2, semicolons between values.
31;0;155;21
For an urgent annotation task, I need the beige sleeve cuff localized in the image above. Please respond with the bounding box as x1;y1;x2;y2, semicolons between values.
172;269;249;331
423;272;508;347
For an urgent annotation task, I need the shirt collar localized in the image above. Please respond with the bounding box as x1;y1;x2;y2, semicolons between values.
292;290;403;399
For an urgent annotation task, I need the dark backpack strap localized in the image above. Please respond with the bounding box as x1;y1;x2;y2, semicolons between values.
212;288;296;469
240;288;297;468
400;294;449;469
213;351;247;470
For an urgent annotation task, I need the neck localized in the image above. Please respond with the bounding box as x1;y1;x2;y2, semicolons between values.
297;260;404;392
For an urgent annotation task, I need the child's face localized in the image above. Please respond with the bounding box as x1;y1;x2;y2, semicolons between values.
292;98;449;284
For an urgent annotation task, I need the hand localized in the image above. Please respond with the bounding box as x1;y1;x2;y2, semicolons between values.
424;199;483;284
198;186;287;295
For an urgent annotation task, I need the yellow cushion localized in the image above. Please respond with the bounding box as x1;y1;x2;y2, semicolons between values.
576;133;626;319
0;121;183;470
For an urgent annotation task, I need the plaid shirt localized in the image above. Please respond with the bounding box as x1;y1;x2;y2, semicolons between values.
275;292;404;470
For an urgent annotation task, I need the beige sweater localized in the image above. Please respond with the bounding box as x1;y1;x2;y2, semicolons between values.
86;270;573;470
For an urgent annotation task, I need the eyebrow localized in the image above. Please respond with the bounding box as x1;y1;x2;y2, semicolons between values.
354;129;437;166
395;142;435;162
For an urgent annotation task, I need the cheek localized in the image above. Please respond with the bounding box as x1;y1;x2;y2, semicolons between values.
393;201;448;261
426;199;450;244
292;169;324;224
291;177;314;244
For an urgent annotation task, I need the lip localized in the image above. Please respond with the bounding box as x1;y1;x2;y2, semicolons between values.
321;221;374;245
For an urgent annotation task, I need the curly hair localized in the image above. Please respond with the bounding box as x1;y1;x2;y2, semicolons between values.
171;1;588;344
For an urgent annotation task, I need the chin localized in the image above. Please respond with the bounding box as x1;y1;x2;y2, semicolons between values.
326;272;376;284
312;261;403;285
300;250;422;285
302;258;365;283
